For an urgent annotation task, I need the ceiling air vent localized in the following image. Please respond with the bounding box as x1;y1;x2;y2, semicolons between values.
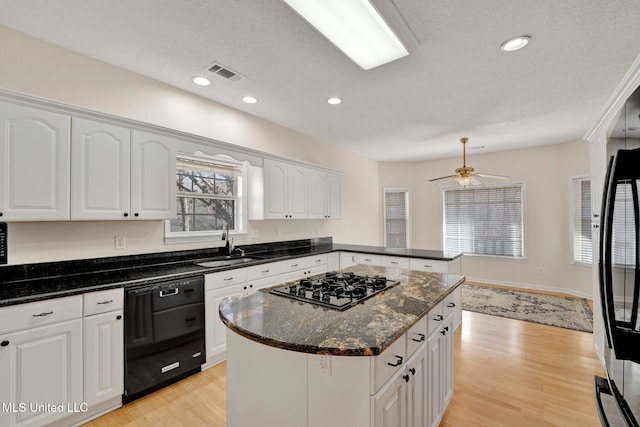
207;62;246;82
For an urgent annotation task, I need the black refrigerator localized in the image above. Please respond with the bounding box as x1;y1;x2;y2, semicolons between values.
596;147;640;426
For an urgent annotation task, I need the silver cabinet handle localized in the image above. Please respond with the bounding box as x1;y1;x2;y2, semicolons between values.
316;259;322;263
97;300;114;305
33;311;53;317
291;264;299;268
224;277;234;281
390;261;398;265
159;288;178;297
261;270;270;273
424;265;433;268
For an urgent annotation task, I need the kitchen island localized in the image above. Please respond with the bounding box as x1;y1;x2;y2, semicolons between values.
220;264;465;427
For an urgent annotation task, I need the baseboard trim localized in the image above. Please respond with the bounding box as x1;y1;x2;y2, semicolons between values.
464;276;593;300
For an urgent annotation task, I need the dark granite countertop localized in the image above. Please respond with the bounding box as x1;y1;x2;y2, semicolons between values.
219;265;465;356
0;238;463;308
331;244;462;261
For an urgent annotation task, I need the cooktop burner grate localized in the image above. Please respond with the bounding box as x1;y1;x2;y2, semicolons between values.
268;271;398;311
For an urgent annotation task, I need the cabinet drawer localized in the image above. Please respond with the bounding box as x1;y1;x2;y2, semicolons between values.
205;268;249;291
245;262;282;281
427;301;445;336
406;317;428;358
372;335;407;394
281;254;328;273
0;295;83;334
84;288;124;316
409;258;449;273
380;256;409;269
443;291;458;317
356;254;381;265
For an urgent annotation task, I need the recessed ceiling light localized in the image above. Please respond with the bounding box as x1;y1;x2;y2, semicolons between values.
500;36;531;52
327;97;342;105
192;76;211;86
242;96;258;104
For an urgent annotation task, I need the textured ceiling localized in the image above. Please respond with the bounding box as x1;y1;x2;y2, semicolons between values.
1;0;639;161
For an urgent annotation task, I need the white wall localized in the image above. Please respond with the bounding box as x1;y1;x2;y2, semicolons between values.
0;26;381;264
380;140;593;297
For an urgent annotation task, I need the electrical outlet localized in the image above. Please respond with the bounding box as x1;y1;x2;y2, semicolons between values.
275;228;282;237
250;229;259;239
319;355;331;376
115;236;126;250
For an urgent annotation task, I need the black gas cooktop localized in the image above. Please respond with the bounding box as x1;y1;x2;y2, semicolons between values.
269;271;398;311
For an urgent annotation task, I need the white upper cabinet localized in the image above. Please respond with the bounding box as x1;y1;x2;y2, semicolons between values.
130;130;176;219
71;118;131;219
263;158;308;219
308;169;342;219
0;102;71;221
71;122;176;220
326;172;342;219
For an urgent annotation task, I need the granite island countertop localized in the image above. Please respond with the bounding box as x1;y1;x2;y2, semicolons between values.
219;264;465;356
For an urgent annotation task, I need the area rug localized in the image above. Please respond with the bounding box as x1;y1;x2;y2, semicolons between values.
461;284;593;333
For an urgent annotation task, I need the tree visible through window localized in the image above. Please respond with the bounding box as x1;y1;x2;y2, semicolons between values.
170;156;240;233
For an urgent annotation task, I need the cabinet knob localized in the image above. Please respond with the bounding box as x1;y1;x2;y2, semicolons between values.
1;340;9;347
441;330;446;335
403;374;410;383
409;368;416;376
134;213;139;217
123;212;129;217
0;212;3;217
116;315;122;320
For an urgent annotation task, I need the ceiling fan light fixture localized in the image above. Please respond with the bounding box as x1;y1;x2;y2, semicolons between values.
500;36;530;52
281;0;415;70
455;175;472;187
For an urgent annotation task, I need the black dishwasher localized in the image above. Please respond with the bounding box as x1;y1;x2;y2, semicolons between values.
123;274;205;403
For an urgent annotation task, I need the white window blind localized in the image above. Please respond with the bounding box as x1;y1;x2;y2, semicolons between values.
572;177;593;264
443;184;524;258
384;189;409;249
612;182;637;267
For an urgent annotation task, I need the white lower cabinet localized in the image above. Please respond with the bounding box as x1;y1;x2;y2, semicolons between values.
227;295;456;427
373;344;428;427
339;252;358;268
205;283;246;366
83;289;124;411
0;318;83;427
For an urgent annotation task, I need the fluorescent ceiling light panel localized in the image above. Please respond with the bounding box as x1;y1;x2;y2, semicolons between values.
282;0;410;70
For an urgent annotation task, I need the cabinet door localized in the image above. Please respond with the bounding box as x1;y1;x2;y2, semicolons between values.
263;159;288;219
340;252;357;269
326;172;342;219
288;164;308;218
308;169;327;219
205;284;245;365
407;346;428;427
373;372;406;427
0;319;82;427
84;310;124;407
130;130;176;219
0;102;70;221
71;118;131;219
426;329;442;427
441;313;455;408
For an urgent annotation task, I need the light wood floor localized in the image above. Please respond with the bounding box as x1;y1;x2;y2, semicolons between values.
84;300;604;427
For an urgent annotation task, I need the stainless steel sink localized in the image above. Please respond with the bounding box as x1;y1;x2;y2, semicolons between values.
196;257;260;268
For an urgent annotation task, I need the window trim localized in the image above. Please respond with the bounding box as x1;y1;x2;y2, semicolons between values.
570;174;593;266
164;152;248;245
441;181;527;259
383;187;410;249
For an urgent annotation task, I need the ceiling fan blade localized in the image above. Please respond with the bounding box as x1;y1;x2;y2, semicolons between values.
428;174;458;182
469;177;482;186
476;173;509;180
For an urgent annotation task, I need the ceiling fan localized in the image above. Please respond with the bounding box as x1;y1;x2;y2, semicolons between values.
429;137;509;186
